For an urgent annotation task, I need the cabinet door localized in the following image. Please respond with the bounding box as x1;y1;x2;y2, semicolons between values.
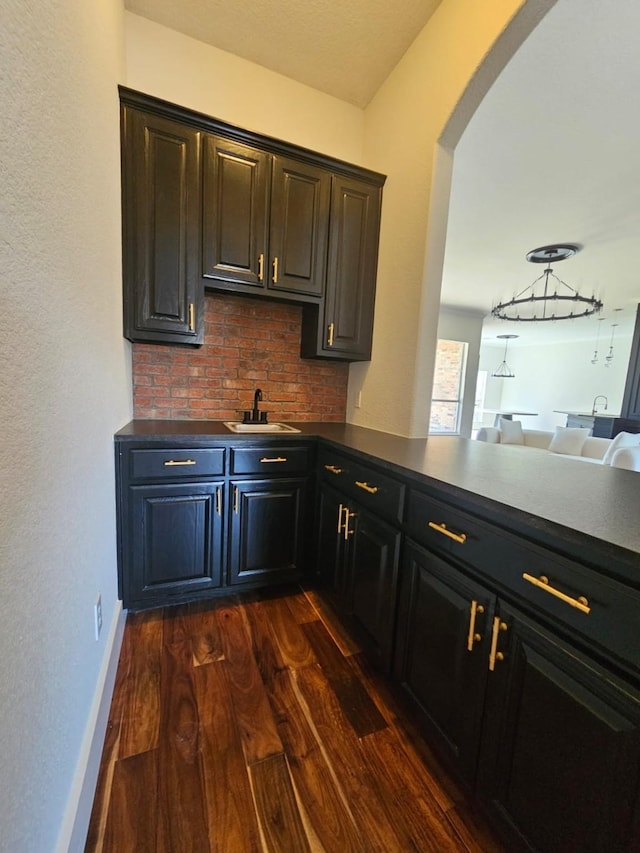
228;478;307;586
268;157;330;298
122;107;203;344
478;603;640;853
393;540;495;786
315;483;349;606
302;175;381;360
350;507;400;673
201;135;270;290
126;481;224;608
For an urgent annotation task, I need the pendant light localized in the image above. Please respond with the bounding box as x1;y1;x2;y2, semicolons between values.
605;323;619;368
492;334;518;378
591;317;605;364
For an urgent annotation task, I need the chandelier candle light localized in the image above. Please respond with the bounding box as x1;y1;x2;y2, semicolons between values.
492;244;603;322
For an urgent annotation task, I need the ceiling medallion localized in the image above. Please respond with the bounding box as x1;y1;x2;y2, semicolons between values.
491;244;603;322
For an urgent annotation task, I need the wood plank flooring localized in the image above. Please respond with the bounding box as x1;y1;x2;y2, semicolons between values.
85;586;504;852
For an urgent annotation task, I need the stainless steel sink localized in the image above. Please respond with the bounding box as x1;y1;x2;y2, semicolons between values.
223;421;301;433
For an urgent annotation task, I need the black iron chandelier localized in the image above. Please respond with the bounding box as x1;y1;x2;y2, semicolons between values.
491;244;603;322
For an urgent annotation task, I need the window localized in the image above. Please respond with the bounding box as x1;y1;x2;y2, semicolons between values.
429;339;468;434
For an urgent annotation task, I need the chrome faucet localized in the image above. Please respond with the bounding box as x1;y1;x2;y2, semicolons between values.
591;395;608;415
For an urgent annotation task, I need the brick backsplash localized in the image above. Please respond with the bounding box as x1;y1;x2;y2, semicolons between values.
132;293;348;421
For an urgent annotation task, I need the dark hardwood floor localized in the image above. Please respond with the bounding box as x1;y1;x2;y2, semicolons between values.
85;585;504;852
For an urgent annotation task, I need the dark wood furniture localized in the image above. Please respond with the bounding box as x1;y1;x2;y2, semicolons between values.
115;421;640;852
120;108;203;344
119;88;385;360
115;435;314;610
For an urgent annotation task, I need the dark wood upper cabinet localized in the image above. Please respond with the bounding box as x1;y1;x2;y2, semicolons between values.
269;157;330;298
201;136;270;290
121;105;204;344
119;88;385;359
301;176;382;361
202;144;330;299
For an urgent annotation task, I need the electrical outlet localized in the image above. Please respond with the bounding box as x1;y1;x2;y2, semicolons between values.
94;595;103;641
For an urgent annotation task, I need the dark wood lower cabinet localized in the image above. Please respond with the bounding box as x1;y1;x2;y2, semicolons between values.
349;507;400;673
395;539;640;852
315;482;400;672
127;482;224;607
316;483;349;604
478;603;640;853
228;478;307;586
394;540;495;787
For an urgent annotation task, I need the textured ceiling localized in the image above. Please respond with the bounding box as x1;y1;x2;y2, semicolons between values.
124;0;443;107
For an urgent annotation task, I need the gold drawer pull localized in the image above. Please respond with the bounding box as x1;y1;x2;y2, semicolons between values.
188;303;195;332
488;617;508;671
324;464;344;475
428;521;467;545
522;573;591;614
272;256;279;283
327;322;335;346
258;253;264;282
355;480;378;495
467;600;485;652
260;456;287;463
164;459;196;466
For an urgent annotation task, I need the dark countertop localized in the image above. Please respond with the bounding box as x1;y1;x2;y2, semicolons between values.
116;420;640;582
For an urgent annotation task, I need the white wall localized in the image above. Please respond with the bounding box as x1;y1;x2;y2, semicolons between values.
348;0;556;435
495;335;633;431
0;1;130;850
124;13;365;164
437;307;485;437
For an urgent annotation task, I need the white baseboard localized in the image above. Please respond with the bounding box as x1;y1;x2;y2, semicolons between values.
57;602;126;853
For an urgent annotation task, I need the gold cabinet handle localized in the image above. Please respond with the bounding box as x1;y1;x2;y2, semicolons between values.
216;486;222;517
467;600;485;652
188;303;195;332
355;480;379;495
324;464;344;475
522;573;591;614
272;256;279;283
327;322;335;346
164;459;196;466
337;503;346;534
344;509;355;541
258;253;264;282
488;617;508;671
260;456;287;463
234;487;239;514
428;521;467;545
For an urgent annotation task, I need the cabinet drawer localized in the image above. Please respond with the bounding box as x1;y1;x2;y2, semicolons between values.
407;488;640;674
320;449;404;523
318;448;353;488
231;445;310;475
129;448;225;481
